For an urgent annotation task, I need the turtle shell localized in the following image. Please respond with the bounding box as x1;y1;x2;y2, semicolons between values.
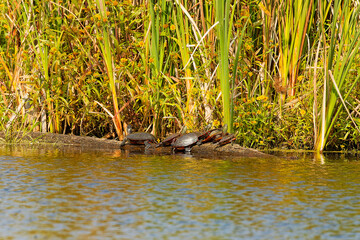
127;132;156;145
212;131;226;143
201;129;223;143
172;132;199;150
216;134;236;146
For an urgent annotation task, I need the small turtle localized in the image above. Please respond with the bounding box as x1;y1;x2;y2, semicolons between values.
195;123;213;141
215;133;236;147
156;126;187;148
120;125;156;148
171;132;200;152
201;124;228;144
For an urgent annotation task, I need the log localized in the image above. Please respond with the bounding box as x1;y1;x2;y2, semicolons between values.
0;132;275;158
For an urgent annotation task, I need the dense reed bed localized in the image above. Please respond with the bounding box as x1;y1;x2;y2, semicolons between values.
1;0;360;151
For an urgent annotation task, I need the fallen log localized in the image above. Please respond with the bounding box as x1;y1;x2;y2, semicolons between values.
0;132;275;158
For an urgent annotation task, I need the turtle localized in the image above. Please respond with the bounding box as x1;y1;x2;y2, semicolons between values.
120;125;156;148
195;123;213;141
156;126;187;148
200;124;228;144
215;133;236;147
171;132;200;152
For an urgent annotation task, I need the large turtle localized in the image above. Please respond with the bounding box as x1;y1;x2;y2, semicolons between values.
120;125;156;148
171;132;200;152
156;126;187;148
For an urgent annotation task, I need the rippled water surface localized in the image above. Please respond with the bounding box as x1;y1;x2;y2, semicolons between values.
1;146;360;239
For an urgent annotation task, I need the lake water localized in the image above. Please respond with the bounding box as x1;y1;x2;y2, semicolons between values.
0;145;359;239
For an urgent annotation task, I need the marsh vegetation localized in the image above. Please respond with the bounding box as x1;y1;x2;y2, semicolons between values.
1;0;360;152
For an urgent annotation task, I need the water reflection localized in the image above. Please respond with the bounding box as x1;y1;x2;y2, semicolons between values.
0;146;360;239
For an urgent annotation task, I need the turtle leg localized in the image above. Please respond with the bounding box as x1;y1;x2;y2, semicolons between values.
144;140;153;150
120;138;127;147
185;147;192;152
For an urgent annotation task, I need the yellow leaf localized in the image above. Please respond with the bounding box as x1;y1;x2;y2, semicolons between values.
258;2;271;17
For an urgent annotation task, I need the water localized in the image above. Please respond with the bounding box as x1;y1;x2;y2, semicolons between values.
0;146;360;240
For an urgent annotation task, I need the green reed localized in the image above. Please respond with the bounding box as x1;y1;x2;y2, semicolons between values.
315;0;360;152
277;0;314;100
215;0;237;133
92;0;123;138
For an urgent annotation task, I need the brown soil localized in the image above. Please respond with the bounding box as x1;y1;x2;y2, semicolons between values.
0;132;275;158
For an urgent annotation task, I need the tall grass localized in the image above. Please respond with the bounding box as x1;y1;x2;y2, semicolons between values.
92;0;123;138
315;0;360;152
215;0;236;133
277;0;314;100
172;0;195;127
147;0;171;135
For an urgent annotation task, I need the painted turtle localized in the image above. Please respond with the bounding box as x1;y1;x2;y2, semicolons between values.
195;123;213;140
171;132;200;152
120;125;156;147
156;126;187;147
201;124;228;144
215;133;236;147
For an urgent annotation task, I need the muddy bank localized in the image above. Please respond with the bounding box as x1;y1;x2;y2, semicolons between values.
0;132;274;158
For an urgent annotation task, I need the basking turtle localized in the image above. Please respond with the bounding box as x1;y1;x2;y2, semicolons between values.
156;126;187;148
195;123;213;141
171;132;200;152
120;125;156;148
201;124;228;144
215;133;236;147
